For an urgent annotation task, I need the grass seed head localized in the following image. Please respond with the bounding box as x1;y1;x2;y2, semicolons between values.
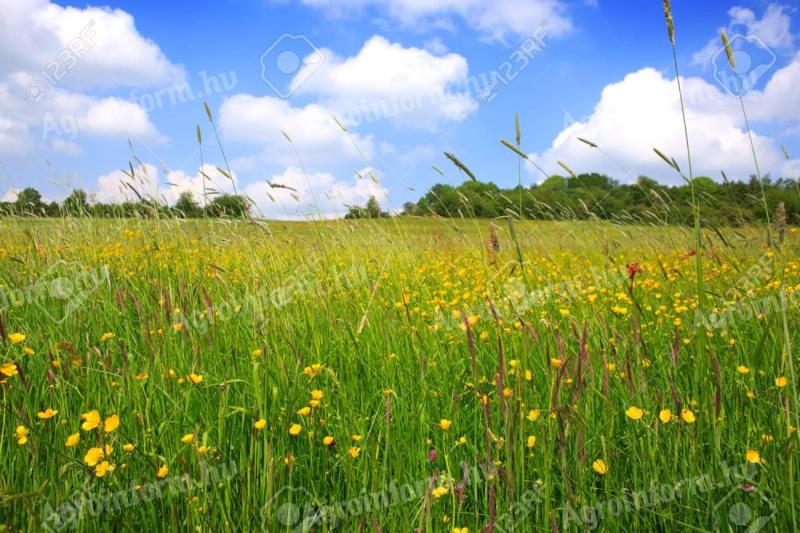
720;30;735;69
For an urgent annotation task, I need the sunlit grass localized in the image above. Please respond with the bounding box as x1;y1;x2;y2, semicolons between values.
0;216;797;531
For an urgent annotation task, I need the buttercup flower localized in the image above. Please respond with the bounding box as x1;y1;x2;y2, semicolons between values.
16;426;28;445
103;414;120;433
65;432;80;447
592;459;608;475
625;406;644;421
84;447;105;466
432;486;448;499
81;410;101;431
95;461;115;477
1;363;18;377
746;450;763;464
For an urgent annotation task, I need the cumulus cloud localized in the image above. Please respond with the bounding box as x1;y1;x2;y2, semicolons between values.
0;0;176;153
296;0;572;42
531;66;800;184
245;166;388;219
95;164;238;205
744;51;800;122
76;97;163;139
93;162;388;219
0;0;184;89
95;163;163;204
291;36;478;130
728;4;795;49
1;188;19;202
165;165;238;206
50;138;81;156
0;115;32;154
692;4;795;68
218;94;374;166
0;78;165;148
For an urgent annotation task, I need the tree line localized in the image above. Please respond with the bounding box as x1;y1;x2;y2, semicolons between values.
3;172;798;226
400;173;799;227
1;189;250;218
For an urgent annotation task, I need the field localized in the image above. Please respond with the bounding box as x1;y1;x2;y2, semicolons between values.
0;216;798;531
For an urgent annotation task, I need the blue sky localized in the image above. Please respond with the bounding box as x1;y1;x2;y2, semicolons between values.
0;0;798;218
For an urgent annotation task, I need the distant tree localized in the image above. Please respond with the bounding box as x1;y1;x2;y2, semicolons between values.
205;194;250;218
63;189;89;216
401;202;418;216
365;196;385;218
345;196;387;219
15;187;44;214
175;191;201;218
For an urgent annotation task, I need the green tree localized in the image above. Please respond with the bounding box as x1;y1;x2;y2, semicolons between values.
205;194;250;218
15;187;44;214
345;196;387;219
63;189;89;216
175;191;201;218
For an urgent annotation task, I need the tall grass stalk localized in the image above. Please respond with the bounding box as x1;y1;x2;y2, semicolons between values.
719;31;774;247
663;0;706;365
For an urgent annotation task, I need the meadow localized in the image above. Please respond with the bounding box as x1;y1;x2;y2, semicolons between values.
0;215;798;531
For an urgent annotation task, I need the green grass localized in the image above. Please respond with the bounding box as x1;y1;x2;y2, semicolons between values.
0;216;797;532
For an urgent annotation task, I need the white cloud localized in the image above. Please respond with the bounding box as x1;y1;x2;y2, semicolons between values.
95;163;163;204
0;115;32;154
297;0;572;42
1;188;18;202
0;1;175;154
0;78;165;149
77;97;164;140
93;162;388;219
245;166;388;219
95;164;238;205
531;66;800;184
693;4;795;68
50;138;81;156
165;165;237;206
0;0;184;89
291;36;477;130
728;4;794;49
218;94;374;166
423;37;449;55
745;51;800;122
